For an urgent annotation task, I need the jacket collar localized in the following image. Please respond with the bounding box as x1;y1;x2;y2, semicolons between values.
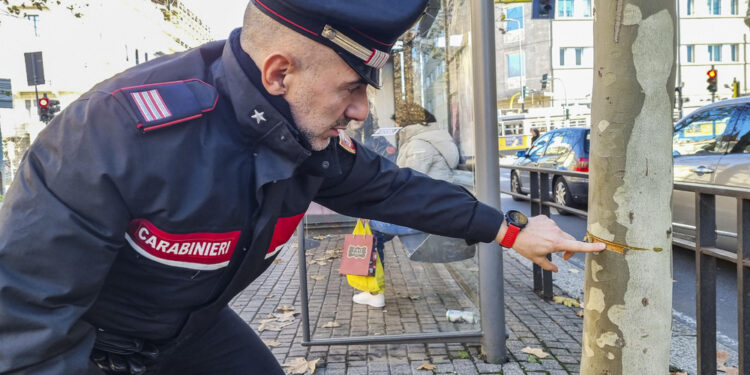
212;34;343;184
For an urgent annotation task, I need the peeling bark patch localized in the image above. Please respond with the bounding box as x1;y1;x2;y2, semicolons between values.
641;298;648;306
596;331;621;348
591;260;604;283
587;287;606;313
607;352;616;360
590;222;616;242
622;3;643;25
598;120;610;133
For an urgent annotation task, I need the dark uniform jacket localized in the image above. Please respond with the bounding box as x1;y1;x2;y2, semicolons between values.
0;35;503;374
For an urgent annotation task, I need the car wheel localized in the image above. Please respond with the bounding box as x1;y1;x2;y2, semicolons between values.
554;178;573;215
510;171;524;201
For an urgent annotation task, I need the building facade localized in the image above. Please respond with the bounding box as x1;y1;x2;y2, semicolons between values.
0;0;211;192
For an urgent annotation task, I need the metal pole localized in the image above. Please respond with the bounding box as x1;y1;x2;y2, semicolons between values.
297;220;311;344
470;0;506;364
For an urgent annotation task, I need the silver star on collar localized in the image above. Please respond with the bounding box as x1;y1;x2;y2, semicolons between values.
251;109;266;124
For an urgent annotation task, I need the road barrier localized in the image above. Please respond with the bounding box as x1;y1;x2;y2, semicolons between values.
500;163;750;374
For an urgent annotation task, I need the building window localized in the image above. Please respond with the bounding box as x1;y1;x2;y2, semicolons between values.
557;0;573;17
557;0;591;18
506;6;524;31
25;14;39;37
708;0;721;15
686;45;695;62
731;44;739;61
507;53;525;78
708;44;722;62
560;47;591;66
731;0;738;14
686;0;694;15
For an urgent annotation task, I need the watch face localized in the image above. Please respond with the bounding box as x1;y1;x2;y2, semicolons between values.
508;210;528;226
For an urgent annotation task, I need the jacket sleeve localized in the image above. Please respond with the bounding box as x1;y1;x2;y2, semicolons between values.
0;93;135;374
314;142;503;243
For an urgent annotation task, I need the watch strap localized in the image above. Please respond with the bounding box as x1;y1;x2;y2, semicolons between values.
500;224;521;248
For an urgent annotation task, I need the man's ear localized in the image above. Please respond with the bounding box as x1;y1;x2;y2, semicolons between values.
260;53;293;95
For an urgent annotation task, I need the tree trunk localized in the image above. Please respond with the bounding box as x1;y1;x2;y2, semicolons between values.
581;1;676;374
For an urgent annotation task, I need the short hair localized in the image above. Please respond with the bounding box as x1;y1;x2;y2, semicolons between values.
240;4;325;72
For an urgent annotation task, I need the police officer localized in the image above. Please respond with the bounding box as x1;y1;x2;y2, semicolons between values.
0;1;604;374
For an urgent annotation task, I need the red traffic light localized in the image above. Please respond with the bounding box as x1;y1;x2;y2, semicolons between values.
707;69;717;79
38;98;49;108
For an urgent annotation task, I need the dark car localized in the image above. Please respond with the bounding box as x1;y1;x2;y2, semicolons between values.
510;127;590;214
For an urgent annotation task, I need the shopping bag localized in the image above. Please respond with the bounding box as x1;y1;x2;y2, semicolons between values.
345;220;386;293
339;220;374;276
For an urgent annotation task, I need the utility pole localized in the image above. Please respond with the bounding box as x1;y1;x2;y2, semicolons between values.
581;1;675;374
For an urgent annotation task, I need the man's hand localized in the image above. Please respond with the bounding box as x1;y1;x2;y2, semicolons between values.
495;215;605;273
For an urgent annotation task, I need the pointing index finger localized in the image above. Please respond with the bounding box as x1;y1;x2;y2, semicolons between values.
557;239;606;253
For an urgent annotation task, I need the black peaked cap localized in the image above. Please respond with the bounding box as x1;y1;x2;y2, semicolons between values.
251;0;429;88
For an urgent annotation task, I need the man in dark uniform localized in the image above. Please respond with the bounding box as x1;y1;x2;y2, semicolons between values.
0;1;604;374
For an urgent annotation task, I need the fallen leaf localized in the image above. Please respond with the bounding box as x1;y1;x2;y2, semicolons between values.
407;295;421;300
281;357;319;375
416;362;436;370
324;250;340;259
291;243;298;248
258;319;293;332
310;275;326;281
265;294;275;299
576;310;584;317
276;305;295;312
263;340;281;347
521;346;549;359
717;350;729;370
266;313;275;319
553;296;580;308
313;235;327;240
322;321;341;328
273;311;298;322
313;257;328;262
273;258;283;263
569;268;580;274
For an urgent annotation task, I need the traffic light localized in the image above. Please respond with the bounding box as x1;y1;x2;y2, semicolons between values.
540;73;549;89
48;99;61;119
38;96;50;122
707;68;717;93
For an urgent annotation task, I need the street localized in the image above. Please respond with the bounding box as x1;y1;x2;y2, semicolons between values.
496;168;740;350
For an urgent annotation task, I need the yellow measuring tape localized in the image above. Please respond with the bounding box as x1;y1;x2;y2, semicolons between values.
562;232;661;260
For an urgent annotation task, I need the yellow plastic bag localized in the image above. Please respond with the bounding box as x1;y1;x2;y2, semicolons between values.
346;220;385;293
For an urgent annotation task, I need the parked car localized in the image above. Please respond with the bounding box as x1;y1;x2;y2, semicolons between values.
672;97;750;251
509;97;750;250
510;127;590;215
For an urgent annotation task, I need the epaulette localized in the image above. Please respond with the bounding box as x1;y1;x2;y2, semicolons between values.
337;129;356;154
112;79;218;133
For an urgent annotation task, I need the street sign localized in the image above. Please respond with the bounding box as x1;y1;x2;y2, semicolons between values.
0;79;11;109
24;51;45;86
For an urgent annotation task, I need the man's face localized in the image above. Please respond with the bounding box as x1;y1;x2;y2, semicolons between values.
284;52;369;151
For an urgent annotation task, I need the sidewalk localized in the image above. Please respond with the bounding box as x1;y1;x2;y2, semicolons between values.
231;232;591;374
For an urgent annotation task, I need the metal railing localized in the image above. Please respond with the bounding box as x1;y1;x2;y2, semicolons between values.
499;163;750;374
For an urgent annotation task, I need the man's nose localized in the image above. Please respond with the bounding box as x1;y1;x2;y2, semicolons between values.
345;91;369;122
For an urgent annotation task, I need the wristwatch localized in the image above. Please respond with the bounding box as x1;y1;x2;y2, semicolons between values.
500;210;528;248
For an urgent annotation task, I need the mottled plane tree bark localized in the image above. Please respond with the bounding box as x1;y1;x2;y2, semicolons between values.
581;1;676;374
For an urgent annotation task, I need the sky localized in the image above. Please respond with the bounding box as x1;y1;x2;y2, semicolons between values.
181;0;249;40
